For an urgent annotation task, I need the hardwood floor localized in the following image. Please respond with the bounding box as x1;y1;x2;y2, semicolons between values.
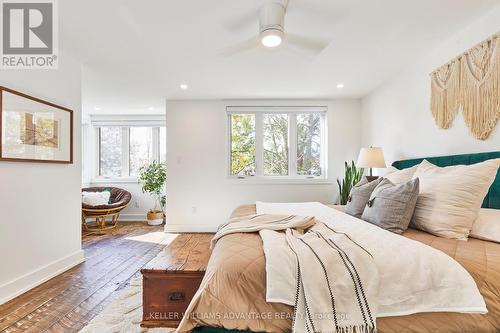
0;222;168;333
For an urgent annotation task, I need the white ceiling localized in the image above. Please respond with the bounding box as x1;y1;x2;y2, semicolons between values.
60;0;499;115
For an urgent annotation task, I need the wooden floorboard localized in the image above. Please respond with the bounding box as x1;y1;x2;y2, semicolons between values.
0;223;148;322
0;225;149;330
0;222;169;333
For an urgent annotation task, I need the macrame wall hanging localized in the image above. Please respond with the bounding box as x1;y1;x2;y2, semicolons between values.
430;33;500;140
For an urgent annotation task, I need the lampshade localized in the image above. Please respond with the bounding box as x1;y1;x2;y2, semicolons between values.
357;147;386;168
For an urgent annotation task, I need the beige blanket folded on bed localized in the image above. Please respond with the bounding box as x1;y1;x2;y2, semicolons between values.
210;214;316;249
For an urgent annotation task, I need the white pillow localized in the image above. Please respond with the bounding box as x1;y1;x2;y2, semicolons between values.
411;159;500;239
384;164;419;184
470;208;500;243
82;191;111;206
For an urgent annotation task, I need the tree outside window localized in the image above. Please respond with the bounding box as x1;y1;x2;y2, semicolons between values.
229;111;326;178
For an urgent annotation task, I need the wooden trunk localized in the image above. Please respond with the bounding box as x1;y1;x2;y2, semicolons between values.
141;233;212;328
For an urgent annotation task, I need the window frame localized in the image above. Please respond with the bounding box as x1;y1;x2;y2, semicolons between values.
96;126;165;180
227;107;328;180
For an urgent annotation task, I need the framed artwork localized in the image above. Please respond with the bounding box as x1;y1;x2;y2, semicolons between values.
0;86;73;163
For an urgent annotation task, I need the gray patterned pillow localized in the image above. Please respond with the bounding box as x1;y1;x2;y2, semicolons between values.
361;178;420;234
345;177;382;219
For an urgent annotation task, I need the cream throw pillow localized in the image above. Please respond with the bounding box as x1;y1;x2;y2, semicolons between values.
470;208;500;243
82;191;111;206
411;159;500;239
384;164;419;184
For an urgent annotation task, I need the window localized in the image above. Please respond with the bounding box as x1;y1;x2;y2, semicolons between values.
228;107;326;179
129;127;154;176
98;126;166;178
229;114;256;176
297;113;322;176
263;114;289;176
99;127;122;177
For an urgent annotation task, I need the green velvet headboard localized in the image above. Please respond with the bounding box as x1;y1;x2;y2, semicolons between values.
392;151;500;209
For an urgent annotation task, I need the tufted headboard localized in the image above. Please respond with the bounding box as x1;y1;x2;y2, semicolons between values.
392;151;500;209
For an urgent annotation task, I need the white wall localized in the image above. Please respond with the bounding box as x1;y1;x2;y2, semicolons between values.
0;50;84;304
361;6;500;167
165;99;361;232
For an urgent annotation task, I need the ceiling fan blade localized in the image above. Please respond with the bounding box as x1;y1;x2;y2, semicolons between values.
281;43;317;61
220;36;261;57
286;33;329;54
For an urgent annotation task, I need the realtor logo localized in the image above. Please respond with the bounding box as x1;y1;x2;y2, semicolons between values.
1;0;58;69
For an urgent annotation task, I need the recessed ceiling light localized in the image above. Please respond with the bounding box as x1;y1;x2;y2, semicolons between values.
94;106;101;111
180;84;188;90
336;83;344;89
148;107;154;111
261;29;283;48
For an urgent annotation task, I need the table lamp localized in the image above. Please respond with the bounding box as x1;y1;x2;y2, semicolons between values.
357;147;386;178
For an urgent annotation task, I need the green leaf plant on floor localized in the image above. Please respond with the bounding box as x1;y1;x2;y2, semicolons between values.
138;161;167;213
336;161;364;205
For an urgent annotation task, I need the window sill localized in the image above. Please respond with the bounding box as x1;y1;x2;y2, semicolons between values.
90;177;139;184
227;177;332;185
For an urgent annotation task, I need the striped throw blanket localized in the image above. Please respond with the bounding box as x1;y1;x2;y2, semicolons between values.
282;223;378;333
213;214;378;333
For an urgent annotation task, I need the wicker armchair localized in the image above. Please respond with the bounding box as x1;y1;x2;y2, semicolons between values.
82;187;132;233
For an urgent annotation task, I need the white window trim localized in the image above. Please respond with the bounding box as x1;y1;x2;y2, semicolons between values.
227;106;327;113
93;125;165;182
90;114;165;127
227;106;328;181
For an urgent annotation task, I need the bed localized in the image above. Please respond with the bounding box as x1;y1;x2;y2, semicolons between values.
184;152;500;333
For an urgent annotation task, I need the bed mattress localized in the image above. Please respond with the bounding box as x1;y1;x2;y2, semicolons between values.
184;204;500;333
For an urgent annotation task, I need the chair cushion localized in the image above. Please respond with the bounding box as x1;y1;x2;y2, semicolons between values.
82;191;111;206
82;187;132;210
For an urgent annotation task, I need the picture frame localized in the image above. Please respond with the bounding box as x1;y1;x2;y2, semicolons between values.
0;86;73;164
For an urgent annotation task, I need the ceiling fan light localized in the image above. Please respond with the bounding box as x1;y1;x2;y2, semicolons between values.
261;29;283;47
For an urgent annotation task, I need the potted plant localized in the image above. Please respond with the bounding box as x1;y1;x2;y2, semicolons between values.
138;161;167;226
336;161;364;205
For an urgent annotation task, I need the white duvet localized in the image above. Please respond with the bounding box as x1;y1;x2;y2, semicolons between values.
256;201;487;317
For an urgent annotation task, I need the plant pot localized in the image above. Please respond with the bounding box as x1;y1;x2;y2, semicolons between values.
147;210;164;226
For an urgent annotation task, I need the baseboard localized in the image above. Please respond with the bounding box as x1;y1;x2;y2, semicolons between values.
0;249;85;305
164;224;217;233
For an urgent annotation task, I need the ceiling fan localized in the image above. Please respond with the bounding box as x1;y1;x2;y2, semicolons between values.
221;0;329;57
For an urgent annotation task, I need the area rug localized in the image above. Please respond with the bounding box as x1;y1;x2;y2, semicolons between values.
79;277;174;333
